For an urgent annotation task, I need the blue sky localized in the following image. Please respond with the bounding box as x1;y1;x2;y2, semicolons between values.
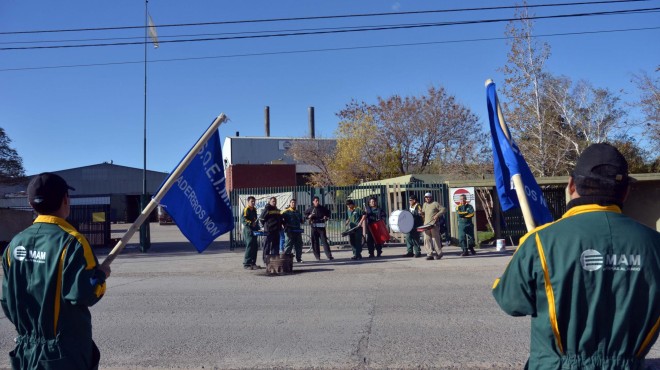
1;0;658;176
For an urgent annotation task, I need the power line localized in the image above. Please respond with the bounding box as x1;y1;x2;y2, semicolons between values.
1;7;658;51
0;0;651;35
1;26;657;72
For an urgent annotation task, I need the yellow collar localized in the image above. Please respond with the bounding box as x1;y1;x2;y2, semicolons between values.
563;204;621;219
34;215;75;230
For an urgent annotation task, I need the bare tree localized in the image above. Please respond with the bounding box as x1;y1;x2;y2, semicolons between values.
336;85;486;178
632;68;660;154
499;3;558;176
285;139;337;187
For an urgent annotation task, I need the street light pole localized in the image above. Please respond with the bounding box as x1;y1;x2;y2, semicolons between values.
139;0;151;252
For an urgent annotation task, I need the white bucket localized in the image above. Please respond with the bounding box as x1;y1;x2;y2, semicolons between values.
496;239;506;251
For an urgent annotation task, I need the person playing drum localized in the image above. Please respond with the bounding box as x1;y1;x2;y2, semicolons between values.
282;199;305;263
365;196;387;258
421;192;445;260
344;199;365;260
403;194;423;258
304;196;334;261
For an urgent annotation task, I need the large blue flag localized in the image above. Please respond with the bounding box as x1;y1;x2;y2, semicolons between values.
486;81;553;227
158;130;234;252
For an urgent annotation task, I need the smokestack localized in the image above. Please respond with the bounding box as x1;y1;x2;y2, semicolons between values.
308;106;315;139
264;106;270;137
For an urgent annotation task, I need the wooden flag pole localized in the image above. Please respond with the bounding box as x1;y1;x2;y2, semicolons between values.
485;80;536;232
101;114;228;268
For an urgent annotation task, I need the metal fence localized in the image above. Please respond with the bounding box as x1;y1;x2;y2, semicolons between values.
501;185;567;242
69;204;112;247
229;183;450;250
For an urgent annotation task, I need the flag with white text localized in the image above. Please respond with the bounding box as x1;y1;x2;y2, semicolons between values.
486;82;553;227
158;130;233;252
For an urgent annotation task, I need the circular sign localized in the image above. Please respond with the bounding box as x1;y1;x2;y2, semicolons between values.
451;188;474;206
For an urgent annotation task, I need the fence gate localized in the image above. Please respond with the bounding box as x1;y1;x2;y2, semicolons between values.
69;196;112;247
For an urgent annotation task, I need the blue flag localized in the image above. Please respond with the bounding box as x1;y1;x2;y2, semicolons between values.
158;130;234;252
486;82;553;227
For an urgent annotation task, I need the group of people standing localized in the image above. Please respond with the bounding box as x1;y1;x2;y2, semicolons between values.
241;191;478;269
241;195;335;269
399;192;475;260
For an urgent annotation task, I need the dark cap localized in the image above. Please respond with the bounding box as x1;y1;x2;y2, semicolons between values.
572;143;634;196
346;199;355;205
409;194;417;201
27;173;75;213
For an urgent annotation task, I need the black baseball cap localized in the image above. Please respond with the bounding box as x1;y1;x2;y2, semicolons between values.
409;194;417;201
572;143;634;195
27;172;75;213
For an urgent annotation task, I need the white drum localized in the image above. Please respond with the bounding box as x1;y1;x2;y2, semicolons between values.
389;210;414;233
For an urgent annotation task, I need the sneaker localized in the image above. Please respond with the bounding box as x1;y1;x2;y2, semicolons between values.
377;251;382;257
243;265;251;270
434;253;443;260
296;259;303;263
350;256;359;260
426;255;434;260
251;264;263;269
414;254;422;258
469;248;476;255
368;254;375;258
328;256;335;261
403;252;415;257
460;252;469;257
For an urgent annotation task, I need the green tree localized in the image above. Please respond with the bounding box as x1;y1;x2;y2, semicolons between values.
332;114;400;185
0;128;25;183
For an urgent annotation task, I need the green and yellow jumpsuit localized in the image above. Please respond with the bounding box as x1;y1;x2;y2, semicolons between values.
1;215;107;370
492;203;660;369
281;206;304;262
241;205;259;267
456;203;475;254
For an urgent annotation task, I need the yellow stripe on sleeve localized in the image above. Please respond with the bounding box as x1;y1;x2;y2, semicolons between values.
636;315;660;357
535;233;564;354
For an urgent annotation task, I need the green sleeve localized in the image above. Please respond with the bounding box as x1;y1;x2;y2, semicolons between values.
1;247;10;321
492;235;538;317
61;239;107;307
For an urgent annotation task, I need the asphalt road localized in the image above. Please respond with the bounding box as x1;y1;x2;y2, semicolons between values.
1;223;658;369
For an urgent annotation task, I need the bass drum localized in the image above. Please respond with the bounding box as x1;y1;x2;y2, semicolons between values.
388;210;414;233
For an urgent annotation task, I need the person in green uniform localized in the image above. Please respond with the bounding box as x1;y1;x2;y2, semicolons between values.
456;194;476;256
403;195;423;258
344;199;365;260
241;196;261;270
281;199;304;263
492;143;660;369
1;172;111;370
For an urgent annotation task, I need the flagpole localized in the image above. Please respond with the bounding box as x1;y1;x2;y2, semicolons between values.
485;79;536;232
101;114;228;268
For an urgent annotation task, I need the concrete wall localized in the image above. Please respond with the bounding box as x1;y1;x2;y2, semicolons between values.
623;180;660;231
0;208;33;243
